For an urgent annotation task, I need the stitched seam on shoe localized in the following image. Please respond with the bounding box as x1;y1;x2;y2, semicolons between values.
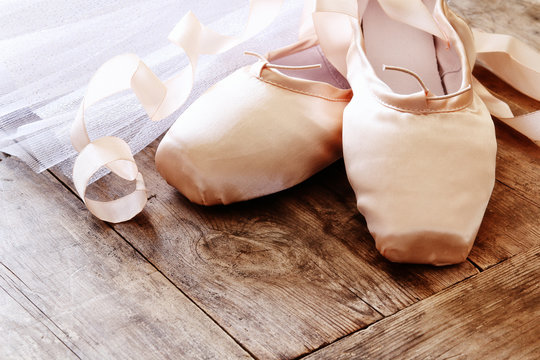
256;76;351;102
371;92;471;113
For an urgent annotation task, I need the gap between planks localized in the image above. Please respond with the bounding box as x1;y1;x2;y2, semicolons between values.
0;267;82;359
294;248;520;358
1;156;252;359
300;245;540;360
45;168;259;360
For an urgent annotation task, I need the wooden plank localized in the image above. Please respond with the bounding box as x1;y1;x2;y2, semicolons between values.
472;67;540;206
305;245;540;360
469;180;540;269
493;118;540;208
0;285;76;360
452;0;540;204
0;156;251;359
450;0;540;268
42;2;538;358
450;0;540;49
53;142;478;359
314;154;539;272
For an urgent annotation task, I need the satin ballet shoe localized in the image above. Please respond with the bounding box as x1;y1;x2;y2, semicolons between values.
316;0;498;265
155;36;351;205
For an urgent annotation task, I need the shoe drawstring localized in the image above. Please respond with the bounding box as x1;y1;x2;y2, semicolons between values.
244;51;322;71
382;64;430;96
382;64;472;100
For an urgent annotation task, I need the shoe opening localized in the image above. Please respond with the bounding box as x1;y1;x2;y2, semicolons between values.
362;0;463;96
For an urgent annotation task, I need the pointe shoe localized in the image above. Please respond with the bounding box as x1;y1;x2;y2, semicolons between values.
316;0;498;265
155;36;351;205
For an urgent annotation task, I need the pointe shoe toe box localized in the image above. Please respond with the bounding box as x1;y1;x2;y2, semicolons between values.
156;66;345;205
344;95;497;265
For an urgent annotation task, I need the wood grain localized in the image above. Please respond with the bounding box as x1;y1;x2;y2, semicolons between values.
472;66;540;207
0;284;76;360
450;0;540;49
0;156;251;359
452;0;540;205
468;69;540;269
305;245;540;360
450;0;540;268
470;180;540;269
53;142;478;359
46;3;540;356
2;1;539;359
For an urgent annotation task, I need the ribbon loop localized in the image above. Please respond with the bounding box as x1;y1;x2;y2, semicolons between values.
73;136;147;223
474;77;540;146
473;29;540;102
472;30;540;146
71;0;285;222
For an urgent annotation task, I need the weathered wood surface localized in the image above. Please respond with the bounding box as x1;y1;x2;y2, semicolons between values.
453;0;540;210
450;0;540;49
0;155;251;359
305;245;540;360
451;0;540;270
2;1;540;359
45;1;540;359
0;283;76;359
472;67;540;210
467;67;540;270
54;142;480;359
470;179;540;270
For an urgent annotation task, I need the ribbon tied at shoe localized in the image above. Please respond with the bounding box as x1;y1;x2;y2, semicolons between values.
313;0;540;145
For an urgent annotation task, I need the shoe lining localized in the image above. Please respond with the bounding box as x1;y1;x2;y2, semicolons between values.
363;0;462;96
271;45;350;89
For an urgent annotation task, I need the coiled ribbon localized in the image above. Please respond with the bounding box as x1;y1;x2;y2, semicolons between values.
71;0;285;223
72;0;539;223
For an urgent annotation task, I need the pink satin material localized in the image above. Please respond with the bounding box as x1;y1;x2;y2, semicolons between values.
155;42;351;205
71;0;539;267
70;0;285;223
314;0;539;265
471;30;540;146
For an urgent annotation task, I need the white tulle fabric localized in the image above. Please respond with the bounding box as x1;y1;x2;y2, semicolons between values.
0;0;304;176
2;0;538;263
67;0;292;222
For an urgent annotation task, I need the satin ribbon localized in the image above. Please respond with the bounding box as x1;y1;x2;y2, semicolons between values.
313;0;540;145
473;29;540;102
313;0;448;76
471;29;540;146
299;0;317;41
315;0;446;37
71;0;284;223
73;0;539;223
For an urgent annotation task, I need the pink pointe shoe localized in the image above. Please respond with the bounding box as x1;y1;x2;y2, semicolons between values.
316;0;499;265
156;36;351;205
316;0;539;265
70;1;352;222
71;0;538;245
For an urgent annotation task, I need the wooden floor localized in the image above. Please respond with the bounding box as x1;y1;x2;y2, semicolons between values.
1;1;539;359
